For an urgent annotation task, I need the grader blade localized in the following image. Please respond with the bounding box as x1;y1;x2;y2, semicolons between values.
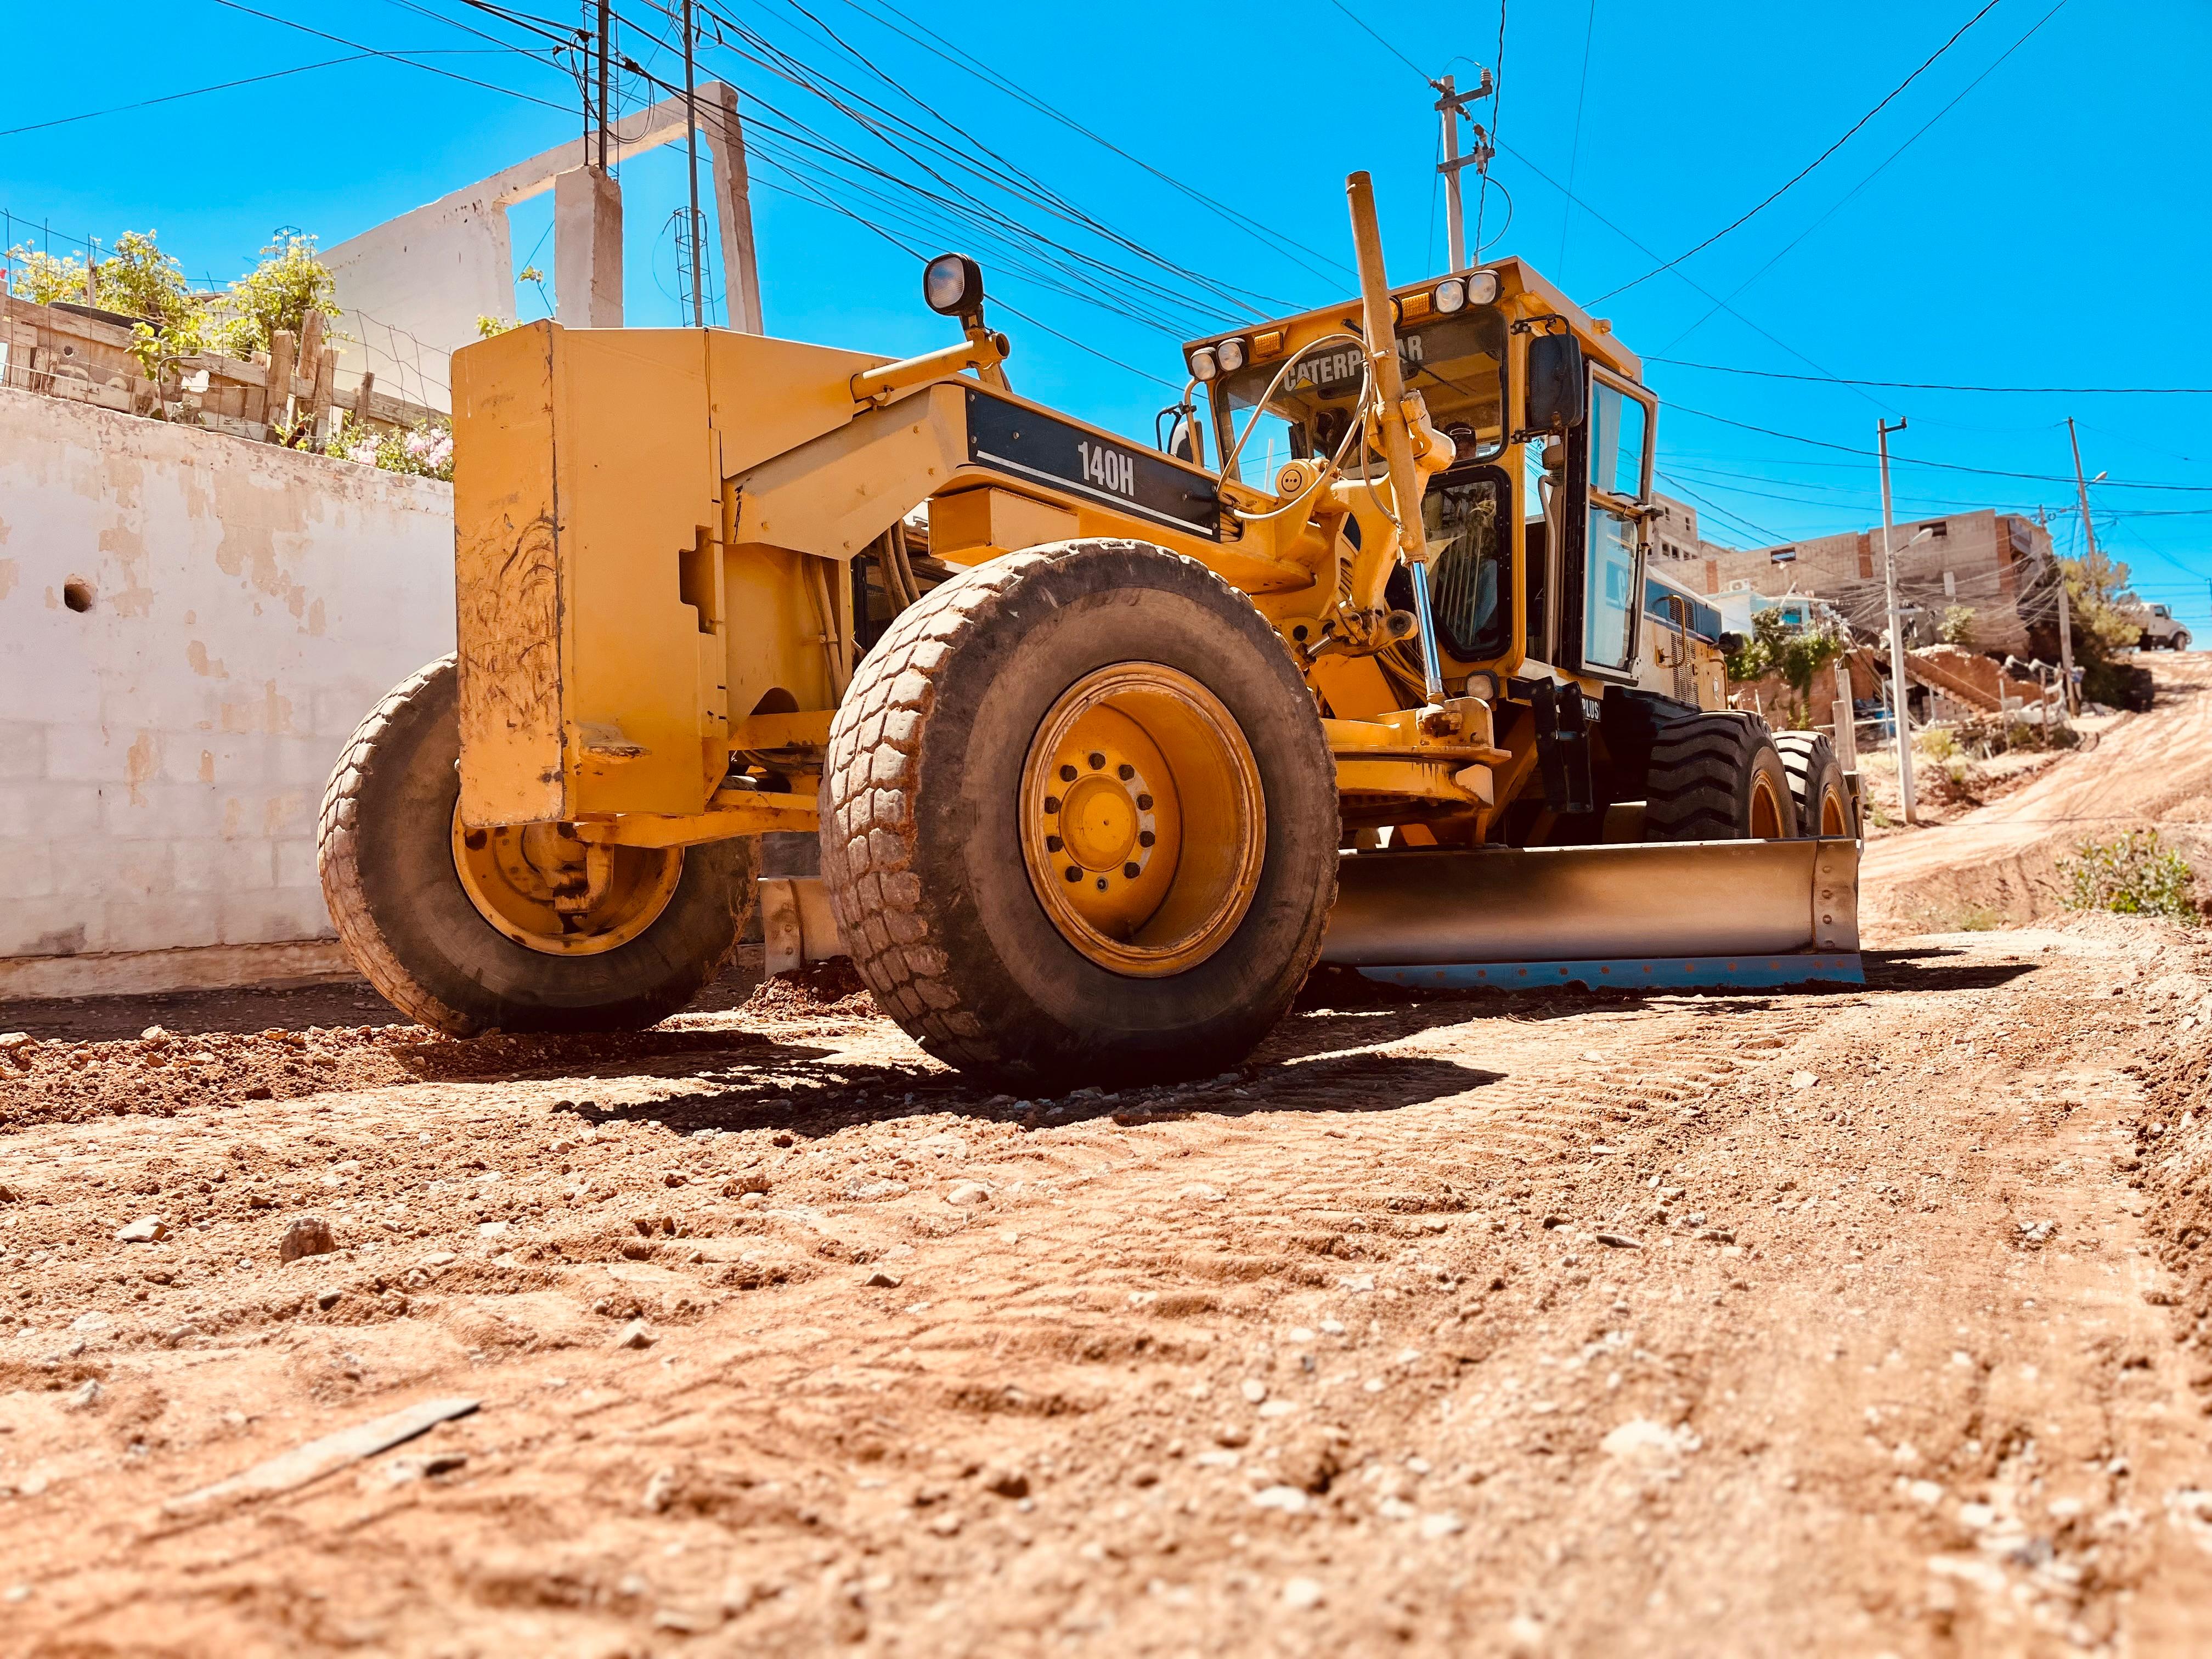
1321;838;1863;991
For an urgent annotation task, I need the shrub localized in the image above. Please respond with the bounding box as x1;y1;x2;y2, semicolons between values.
1939;605;1978;647
2060;830;2198;923
326;415;454;482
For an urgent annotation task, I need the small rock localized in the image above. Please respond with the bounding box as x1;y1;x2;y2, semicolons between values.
280;1215;338;1263
643;1466;679;1511
1594;1232;1641;1249
1419;1511;1464;1538
70;1311;111;1334
114;1216;168;1244
981;1467;1029;1499
1250;1485;1310;1514
1282;1577;1325;1610
864;1269;904;1289
65;1379;103;1411
1240;1379;1269;1405
477;1221;511;1238
944;1181;992;1207
316;1288;344;1311
1790;1070;1818;1091
723;1173;771;1197
0;1183;16;1203
927;1511;963;1536
616;1319;655;1350
140;1026;170;1042
243;1085;273;1101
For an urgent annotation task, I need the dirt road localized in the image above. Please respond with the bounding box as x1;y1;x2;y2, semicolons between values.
6;680;2212;1656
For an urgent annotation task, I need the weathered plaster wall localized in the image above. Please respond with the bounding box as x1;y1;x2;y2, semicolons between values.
0;386;454;999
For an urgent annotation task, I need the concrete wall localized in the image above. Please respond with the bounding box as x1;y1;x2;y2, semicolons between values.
0;387;454;1000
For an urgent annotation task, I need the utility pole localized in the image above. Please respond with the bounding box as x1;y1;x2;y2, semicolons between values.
1877;416;1918;826
596;0;611;170
681;0;704;328
2063;417;2097;713
1434;71;1493;273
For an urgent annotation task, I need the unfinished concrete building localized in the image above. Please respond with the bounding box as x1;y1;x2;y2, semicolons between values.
1696;509;2057;655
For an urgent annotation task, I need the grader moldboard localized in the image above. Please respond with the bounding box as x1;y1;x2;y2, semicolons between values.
319;171;1861;1086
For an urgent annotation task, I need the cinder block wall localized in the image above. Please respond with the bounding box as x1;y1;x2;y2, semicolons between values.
0;387;454;999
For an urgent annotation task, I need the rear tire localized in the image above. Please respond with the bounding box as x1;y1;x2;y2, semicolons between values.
1773;730;1856;838
1643;712;1797;841
318;656;755;1035
819;539;1339;1088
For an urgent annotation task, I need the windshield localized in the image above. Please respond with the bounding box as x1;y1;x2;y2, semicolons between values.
1212;307;1507;483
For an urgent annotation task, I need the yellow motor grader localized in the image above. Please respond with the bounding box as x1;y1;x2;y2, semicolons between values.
319;172;1860;1085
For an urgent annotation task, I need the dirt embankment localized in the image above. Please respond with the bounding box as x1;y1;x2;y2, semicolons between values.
1863;653;2212;935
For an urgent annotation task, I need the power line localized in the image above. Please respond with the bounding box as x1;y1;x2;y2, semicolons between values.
1590;0;2010;303
1652;357;2211;396
1324;0;1433;83
3;55;368;139
1657;0;2071;356
1669;401;2212;493
201;0;578;111
1557;0;1598;278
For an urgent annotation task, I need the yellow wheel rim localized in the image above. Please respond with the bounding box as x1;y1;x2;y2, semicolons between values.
1818;786;1850;837
1019;664;1265;978
1750;770;1789;840
451;806;683;957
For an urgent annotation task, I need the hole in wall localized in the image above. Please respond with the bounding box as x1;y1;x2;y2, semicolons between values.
63;580;94;613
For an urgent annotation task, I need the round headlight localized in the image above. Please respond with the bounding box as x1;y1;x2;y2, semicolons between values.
1216;336;1248;373
1432;277;1468;314
1188;347;1219;382
1463;270;1500;306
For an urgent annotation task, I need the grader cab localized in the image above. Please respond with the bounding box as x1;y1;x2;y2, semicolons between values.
319;172;1860;1085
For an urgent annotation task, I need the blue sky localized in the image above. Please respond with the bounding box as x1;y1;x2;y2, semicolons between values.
7;0;2209;635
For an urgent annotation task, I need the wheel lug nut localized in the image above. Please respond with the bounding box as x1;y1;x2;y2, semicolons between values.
1044;795;1062;814
1138;830;1155;848
1087;752;1105;770
1045;834;1063;852
1117;764;1134;780
1123;862;1141;879
1059;764;1078;782
1064;866;1082;883
1136;794;1154;811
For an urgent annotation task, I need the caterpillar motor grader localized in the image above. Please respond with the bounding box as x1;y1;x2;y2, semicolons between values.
319;171;1860;1085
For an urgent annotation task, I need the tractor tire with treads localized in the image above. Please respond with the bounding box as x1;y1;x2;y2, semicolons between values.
1773;730;1856;839
819;539;1340;1088
1643;710;1797;841
318;656;755;1036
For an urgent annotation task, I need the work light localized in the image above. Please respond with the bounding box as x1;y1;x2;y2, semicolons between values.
923;253;985;321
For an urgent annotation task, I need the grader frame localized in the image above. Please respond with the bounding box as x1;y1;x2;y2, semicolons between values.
331;170;1858;1082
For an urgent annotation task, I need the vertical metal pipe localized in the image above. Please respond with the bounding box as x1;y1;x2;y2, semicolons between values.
1877;417;1918;825
596;0;610;171
2063;417;2093;711
682;0;704;329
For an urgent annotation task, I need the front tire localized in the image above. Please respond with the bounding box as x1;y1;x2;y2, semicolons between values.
819;539;1339;1087
318;657;754;1035
1773;730;1856;839
1643;712;1797;841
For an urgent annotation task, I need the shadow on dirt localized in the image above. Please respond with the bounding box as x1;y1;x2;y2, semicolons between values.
1862;948;2041;992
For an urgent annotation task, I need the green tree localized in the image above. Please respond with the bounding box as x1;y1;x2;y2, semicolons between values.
1939;605;1977;647
207;234;342;358
1727;606;1849;720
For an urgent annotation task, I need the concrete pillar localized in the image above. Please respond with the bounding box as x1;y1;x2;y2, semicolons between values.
703;83;765;334
554;165;624;328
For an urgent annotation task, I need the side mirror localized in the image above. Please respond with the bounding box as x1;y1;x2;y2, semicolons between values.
1525;333;1585;436
1717;631;1746;656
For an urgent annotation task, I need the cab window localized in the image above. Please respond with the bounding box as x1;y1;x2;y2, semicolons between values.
1580;376;1654;675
